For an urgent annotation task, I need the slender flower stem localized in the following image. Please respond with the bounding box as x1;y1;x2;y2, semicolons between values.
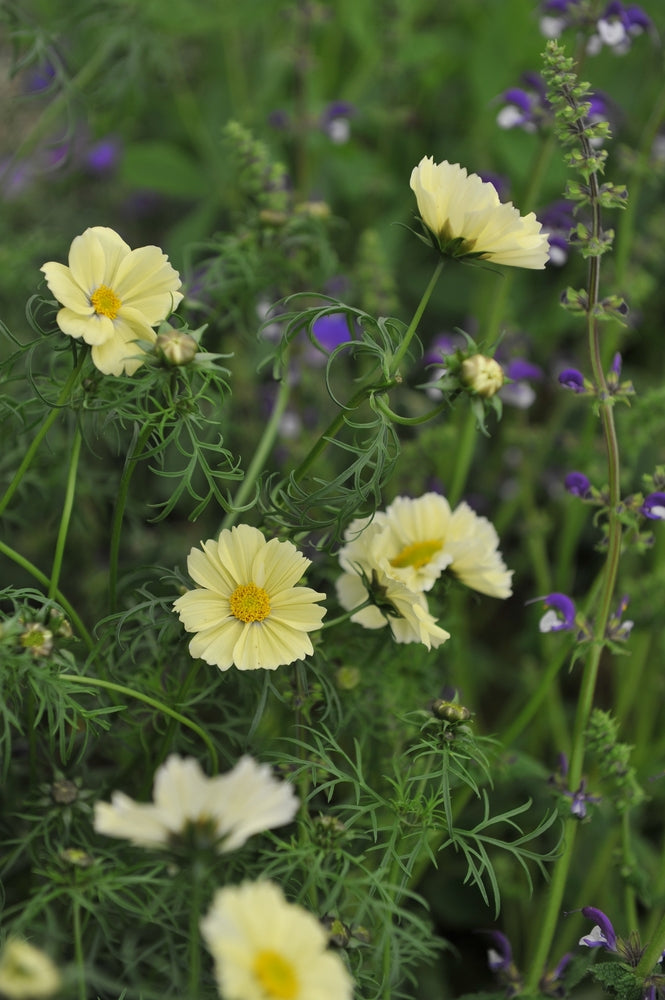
49;425;82;599
525;64;624;993
0;539;93;651
72;896;86;1000
0;355;85;518
108;423;154;612
221;375;291;530
60;674;218;771
636;910;665;977
448;408;478;506
389;259;444;374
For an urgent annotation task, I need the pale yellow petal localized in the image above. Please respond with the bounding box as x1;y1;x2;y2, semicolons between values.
41;261;91;312
56;308;113;345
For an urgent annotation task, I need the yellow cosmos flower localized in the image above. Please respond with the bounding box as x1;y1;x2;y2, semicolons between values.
201;881;354;1000
173;524;326;671
381;493;455;592
93;754;298;852
445;501;513;598
41;226;183;375
410;156;550;268
0;939;61;1000
336;519;450;649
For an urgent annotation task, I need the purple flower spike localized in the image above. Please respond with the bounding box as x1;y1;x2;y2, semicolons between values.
539;593;576;633
642;493;665;520
610;352;622;377
565;471;592;498
559;368;586;392
579;907;618;951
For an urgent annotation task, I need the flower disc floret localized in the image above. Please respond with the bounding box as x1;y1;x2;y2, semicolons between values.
41;226;183;376
410;157;550;268
200;881;354;1000
173;524;326;671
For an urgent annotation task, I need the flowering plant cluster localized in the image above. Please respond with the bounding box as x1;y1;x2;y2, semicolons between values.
2;4;665;1000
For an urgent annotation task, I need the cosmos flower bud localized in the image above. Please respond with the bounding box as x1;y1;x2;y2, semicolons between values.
155;327;198;366
461;355;505;398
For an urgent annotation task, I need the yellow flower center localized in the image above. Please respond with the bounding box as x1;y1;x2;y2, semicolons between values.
389;539;442;570
229;583;271;623
90;284;122;319
253;950;298;999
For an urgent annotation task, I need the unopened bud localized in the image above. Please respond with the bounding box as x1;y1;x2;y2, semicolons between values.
155;329;198;366
432;699;472;722
460;355;504;398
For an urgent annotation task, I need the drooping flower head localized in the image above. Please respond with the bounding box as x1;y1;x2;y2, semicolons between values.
201;880;354;1000
336;517;451;649
94;754;298;852
41;226;183;375
173;525;326;671
410;157;550;268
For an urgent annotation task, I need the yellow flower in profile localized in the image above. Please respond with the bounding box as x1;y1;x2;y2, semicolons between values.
41;226;183;375
93;754;298;851
173;524;326;671
336;518;451;649
445;502;513;598
410;157;550;268
200;881;354;1000
0;939;61;1000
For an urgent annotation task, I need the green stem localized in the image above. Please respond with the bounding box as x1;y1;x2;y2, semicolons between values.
49;426;82;599
447;408;478;506
389;259;444;374
72;896;86;1000
108;423;154;612
0;539;93;651
59;674;218;771
222;375;291;530
636;911;665;978
188;865;204;998
0;355;85;518
525;68;623;995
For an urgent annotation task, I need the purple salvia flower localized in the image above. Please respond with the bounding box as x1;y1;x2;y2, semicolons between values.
320;101;355;144
610;352;622;378
506;359;543;382
565;472;592;498
487;930;514;972
558;368;587;392
642;493;665;520
86;137;121;174
565;779;601;818
538;593;576;633
606;594;634;640
311;313;354;352
579;907;618;951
